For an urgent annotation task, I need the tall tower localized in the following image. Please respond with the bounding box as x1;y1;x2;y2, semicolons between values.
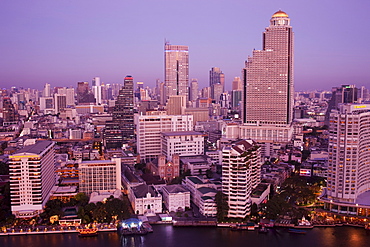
243;10;294;125
323;104;370;215
92;77;102;105
113;75;135;141
164;43;189;100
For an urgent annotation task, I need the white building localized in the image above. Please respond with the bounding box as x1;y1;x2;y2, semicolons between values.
161;184;190;212
222;139;262;218
129;184;162;215
322;104;370;216
161;131;204;160
9;141;56;218
79;158;121;196
136;114;193;161
196;187;218;217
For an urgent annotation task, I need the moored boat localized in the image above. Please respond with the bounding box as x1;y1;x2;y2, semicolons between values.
288;228;306;234
77;228;98;237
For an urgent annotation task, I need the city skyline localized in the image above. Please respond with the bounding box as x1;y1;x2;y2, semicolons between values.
1;1;370;91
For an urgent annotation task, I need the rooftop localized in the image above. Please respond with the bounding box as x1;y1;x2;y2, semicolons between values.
11;140;54;156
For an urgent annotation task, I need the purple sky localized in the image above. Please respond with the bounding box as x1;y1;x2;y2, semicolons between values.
1;0;370;91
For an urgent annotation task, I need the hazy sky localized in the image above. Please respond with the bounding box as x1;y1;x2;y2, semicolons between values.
1;0;370;91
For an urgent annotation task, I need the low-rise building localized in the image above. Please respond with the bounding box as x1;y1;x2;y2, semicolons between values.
161;184;190;212
129;184;162;215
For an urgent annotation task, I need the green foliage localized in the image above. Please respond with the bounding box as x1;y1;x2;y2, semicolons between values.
0;162;9;175
215;191;229;222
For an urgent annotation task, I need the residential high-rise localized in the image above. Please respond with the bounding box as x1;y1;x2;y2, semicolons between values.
222;139;262;218
243;10;294;125
322;104;370;216
76;82;95;104
9;141;55;218
164;43;189;100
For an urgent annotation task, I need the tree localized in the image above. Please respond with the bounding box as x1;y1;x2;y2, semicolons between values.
215;191;229;222
74;192;89;206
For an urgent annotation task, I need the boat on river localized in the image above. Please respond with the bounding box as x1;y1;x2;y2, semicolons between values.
77;228;98;237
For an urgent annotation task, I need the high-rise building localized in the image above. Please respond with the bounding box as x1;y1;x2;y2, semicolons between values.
105;75;135;148
210;67;225;100
9;141;55;218
325;85;358;125
92;77;102;105
42;83;51;97
76;82;95;104
243;10;294;125
166;95;186;115
165;43;189;100
222;139;262;218
190;78;199;102
54;94;66;113
322;104;370;216
232;77;242;91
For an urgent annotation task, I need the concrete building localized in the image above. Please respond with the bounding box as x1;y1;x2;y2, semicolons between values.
322;104;370;216
129;184;162;215
243;10;294;125
166;95;187;115
161;131;204;159
9;141;55;218
161;184;190;212
165;43;189;100
222;139;262;218
136;114;193;161
78;158;121;196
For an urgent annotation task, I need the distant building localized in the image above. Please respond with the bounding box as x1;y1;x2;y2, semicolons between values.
9;141;55;218
165;43;189;100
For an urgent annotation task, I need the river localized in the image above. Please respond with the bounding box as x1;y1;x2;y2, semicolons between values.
1;225;369;247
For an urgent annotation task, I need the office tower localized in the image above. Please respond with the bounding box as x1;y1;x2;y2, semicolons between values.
39;97;54;113
210;67;225;100
66;88;75;106
54;94;66;113
164;42;189;100
231;90;242;108
359;86;369;103
9;141;55;218
76;81;95;104
106;75;135;147
201;87;211;99
323;104;370;216
166;95;187;115
212;83;224;104
243;10;294;125
222;139;262;218
92;77;102;105
190;78;199;102
159;82;166;106
42;83;51;97
325;85;358;125
136;114;193;161
79;158;121;196
232;77;242;91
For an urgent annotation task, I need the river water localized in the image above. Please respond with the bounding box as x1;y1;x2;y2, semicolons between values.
1;225;369;247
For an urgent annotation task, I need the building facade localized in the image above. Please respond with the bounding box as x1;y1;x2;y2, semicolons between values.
136;114;193;161
222;139;262;218
322;104;370;216
162;184;190;212
165;43;189;100
79;158;121;196
243;10;294;125
161;131;204;159
9;141;55;218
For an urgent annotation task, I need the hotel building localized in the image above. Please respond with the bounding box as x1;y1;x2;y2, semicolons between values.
9;141;55;218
